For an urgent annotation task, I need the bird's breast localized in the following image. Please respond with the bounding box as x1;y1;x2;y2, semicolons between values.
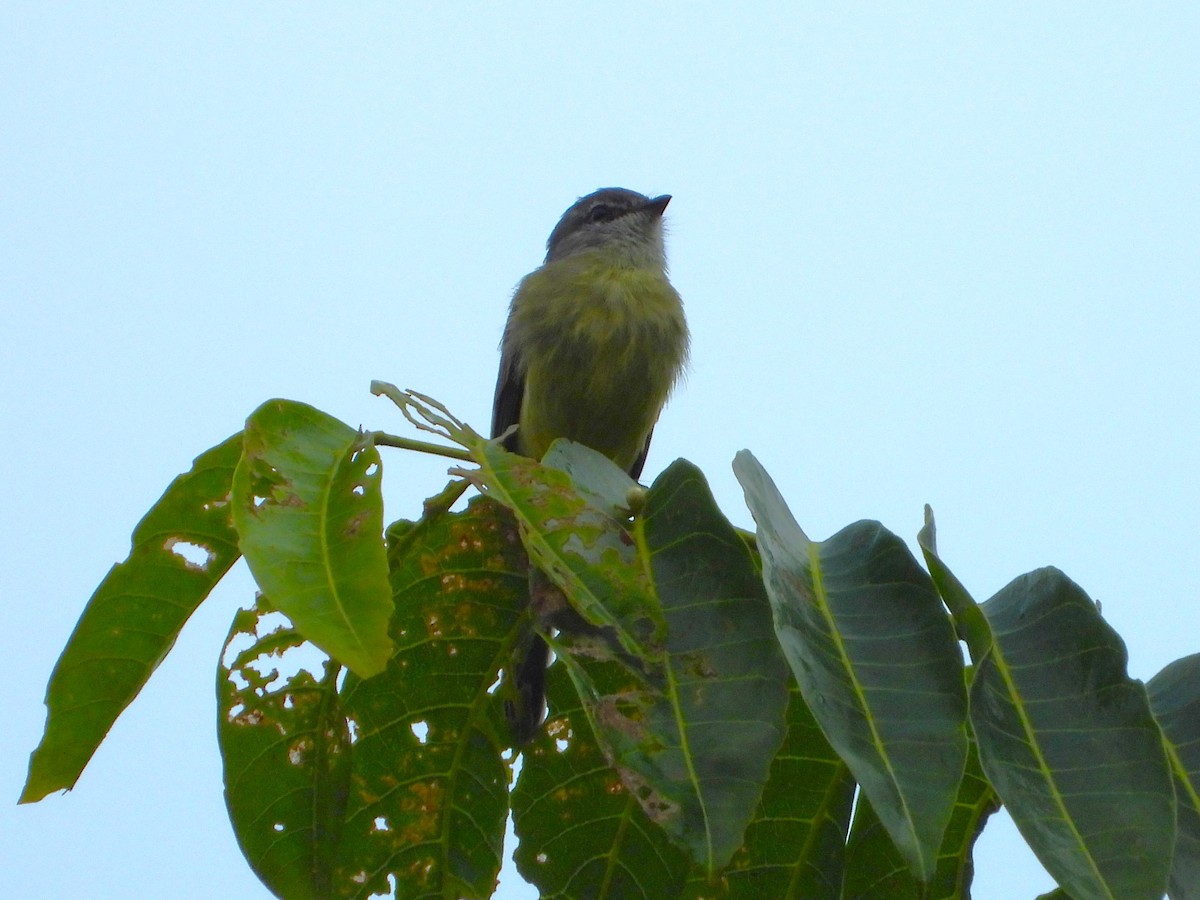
509;256;689;468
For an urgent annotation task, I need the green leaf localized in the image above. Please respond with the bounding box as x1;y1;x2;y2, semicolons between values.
841;726;999;900
217;599;350;898
627;460;790;871
479;443;790;873
716;684;855;900
22;432;243;803
231;399;393;677
917;506;991;660
1147;653;1200;900
475;438;663;658
513;665;691;899
733;451;968;882
332;496;523;899
971;568;1174;900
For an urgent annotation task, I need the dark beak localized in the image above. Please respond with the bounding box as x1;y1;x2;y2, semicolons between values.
644;194;671;217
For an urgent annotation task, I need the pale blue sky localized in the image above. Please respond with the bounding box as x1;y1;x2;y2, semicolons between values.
3;4;1198;898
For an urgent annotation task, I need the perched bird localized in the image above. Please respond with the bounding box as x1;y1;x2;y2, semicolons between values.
492;187;690;743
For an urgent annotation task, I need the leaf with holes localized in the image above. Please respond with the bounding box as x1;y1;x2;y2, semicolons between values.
1146;653;1200;899
218;598;350;898
22;432;243;803
231;399;393;677
473;438;663;659
332;497;524;898
513;664;691;899
733;451;968;883
474;441;791;872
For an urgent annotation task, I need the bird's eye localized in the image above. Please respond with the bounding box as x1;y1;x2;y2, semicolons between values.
587;203;616;223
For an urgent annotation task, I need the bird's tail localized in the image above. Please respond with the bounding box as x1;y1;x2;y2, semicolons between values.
505;629;550;745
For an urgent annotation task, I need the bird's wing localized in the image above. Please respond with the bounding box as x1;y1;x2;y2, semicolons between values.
491;343;524;452
629;427;654;481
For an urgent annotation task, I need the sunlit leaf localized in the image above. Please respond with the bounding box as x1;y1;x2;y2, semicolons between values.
231;399;393;677
22;432;243;802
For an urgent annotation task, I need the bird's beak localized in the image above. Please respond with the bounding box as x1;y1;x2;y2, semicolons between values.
644;194;671;217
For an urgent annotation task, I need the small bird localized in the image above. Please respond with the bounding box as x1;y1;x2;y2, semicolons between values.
492;187;690;743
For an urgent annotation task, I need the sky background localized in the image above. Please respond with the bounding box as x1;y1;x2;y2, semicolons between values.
3;4;1198;898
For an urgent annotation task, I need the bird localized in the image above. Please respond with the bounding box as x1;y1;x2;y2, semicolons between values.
491;187;690;743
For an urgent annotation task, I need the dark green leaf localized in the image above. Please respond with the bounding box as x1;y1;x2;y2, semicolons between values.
917;506;990;660
218;598;350;898
1147;653;1200;899
231;399;393;677
841;730;998;900
717;684;855;900
22;433;243;803
972;568;1174;900
333;497;522;899
478;443;790;873
627;460;790;872
734;451;968;882
513;665;691;899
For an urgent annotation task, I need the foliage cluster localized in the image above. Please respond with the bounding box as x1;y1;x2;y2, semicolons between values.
22;387;1200;899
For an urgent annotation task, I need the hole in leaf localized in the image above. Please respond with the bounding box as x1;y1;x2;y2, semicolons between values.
555;736;569;753
373;816;390;832
347;717;361;744
273;823;285;833
486;673;502;695
411;721;429;744
536;852;548;865
365;462;379;477
225;664;252;692
164;538;214;571
352;484;365;496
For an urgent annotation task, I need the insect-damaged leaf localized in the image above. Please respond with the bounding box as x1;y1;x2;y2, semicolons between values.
513;665;691;899
478;440;789;874
218;599;350;898
23;432;243;803
333;497;523;899
231;399;393;677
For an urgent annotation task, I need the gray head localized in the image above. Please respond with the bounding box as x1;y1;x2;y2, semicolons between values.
544;187;671;267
